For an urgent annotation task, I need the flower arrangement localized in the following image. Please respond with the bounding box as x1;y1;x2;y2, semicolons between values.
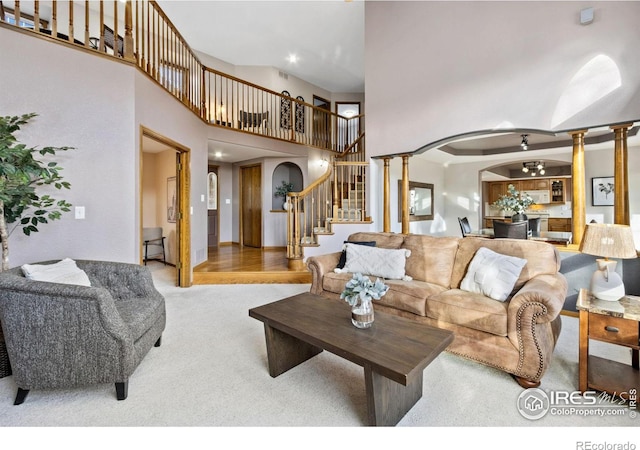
492;184;535;214
274;180;294;199
340;272;389;306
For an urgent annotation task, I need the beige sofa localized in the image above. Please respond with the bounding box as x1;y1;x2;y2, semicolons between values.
307;232;568;387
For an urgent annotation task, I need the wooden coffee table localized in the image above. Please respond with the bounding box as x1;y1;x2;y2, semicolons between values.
249;292;454;426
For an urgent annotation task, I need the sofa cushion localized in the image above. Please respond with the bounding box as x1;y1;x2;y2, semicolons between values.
376;279;447;316
460;247;526;301
115;296;165;341
346;232;405;249
337;244;411;280
21;258;91;287
323;271;444;316
401;234;460;286
450;237;561;291
426;289;509;336
336;241;376;269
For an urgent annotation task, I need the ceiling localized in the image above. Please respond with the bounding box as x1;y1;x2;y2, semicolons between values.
157;0;365;94
149;1;640;168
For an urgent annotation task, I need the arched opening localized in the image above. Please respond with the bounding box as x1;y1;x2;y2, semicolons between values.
272;162;303;210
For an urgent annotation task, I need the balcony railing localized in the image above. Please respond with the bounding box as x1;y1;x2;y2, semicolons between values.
1;0;363;153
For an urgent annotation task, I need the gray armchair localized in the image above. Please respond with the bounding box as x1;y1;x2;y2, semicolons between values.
0;260;166;405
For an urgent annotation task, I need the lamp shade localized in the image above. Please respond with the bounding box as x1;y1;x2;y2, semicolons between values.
579;224;637;259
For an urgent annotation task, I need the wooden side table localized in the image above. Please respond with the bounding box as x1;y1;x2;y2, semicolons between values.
577;288;640;399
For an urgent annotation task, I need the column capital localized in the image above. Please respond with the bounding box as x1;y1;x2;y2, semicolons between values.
568;129;588;137
610;123;634;131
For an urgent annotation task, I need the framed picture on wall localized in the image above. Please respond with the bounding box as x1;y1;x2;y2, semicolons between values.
167;176;177;222
592;176;614;206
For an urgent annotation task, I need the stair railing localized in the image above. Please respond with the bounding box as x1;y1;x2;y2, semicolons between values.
333;132;367;221
286;131;368;260
287;162;333;260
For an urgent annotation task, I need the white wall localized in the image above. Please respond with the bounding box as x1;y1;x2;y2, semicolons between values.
1;27;211;272
365;1;640;158
1;27;137;267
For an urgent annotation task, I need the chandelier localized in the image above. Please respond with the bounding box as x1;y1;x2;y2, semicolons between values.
520;134;529;150
522;161;545;176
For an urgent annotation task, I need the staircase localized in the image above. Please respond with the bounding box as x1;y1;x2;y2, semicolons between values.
286;133;370;264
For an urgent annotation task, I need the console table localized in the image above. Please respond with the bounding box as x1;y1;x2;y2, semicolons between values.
577;288;640;399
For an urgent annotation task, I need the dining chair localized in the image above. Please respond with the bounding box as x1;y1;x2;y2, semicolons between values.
493;220;529;239
458;217;472;237
528;218;541;237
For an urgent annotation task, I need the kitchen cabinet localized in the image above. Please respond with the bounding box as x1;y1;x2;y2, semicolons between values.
550;179;570;203
548;218;571;232
487;181;520;204
488;182;506;204
521;179;549;191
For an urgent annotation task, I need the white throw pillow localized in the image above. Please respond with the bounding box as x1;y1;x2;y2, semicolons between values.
460;247;526;301
21;258;91;286
335;244;412;281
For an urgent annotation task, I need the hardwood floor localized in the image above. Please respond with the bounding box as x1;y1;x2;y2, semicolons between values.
193;245;311;284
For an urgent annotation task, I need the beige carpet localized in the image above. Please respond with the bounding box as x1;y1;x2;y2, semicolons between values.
0;265;637;446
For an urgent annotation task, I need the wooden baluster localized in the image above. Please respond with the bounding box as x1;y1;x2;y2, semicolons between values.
113;0;118;55
98;0;104;52
124;0;133;60
201;67;206;119
83;1;89;47
67;1;73;42
34;1;40;31
52;0;57;36
13;1;19;26
0;2;5;22
144;0;149;71
134;0;139;63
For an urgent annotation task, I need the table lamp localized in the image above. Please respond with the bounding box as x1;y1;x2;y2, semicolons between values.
579;223;638;301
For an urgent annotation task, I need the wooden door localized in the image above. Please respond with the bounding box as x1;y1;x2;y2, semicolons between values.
241;164;262;248
313;95;331;149
207;165;219;248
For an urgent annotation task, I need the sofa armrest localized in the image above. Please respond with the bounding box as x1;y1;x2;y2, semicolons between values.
506;273;568;382
306;252;341;295
508;273;568;325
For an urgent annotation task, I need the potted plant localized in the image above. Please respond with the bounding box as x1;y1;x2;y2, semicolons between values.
274;180;294;210
0;113;73;271
492;183;535;222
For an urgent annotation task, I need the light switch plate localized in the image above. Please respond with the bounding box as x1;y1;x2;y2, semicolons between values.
75;206;85;219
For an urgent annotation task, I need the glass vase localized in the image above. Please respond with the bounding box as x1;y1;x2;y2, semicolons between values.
351;296;374;329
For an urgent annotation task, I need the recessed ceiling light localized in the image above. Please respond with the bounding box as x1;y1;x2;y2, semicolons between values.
287;54;298;64
214;151;222;158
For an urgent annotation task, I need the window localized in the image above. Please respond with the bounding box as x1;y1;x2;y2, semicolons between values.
3;7;48;30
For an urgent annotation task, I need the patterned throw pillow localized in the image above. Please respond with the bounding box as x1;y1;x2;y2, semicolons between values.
460;247;526;301
336;241;376;269
335;243;412;281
